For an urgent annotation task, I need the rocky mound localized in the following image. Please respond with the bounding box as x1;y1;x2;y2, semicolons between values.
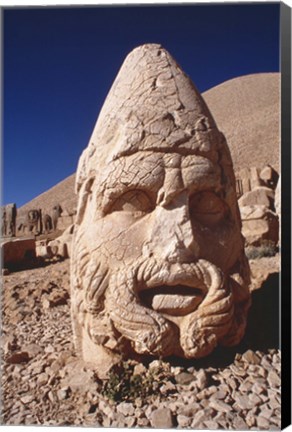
18;73;280;215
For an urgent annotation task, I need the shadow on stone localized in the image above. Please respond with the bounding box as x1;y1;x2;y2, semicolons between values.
243;271;279;351
167;271;280;370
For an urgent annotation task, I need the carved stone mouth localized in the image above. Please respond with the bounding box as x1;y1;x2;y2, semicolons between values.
138;285;205;316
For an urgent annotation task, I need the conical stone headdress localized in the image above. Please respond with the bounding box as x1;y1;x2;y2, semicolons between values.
76;44;234;195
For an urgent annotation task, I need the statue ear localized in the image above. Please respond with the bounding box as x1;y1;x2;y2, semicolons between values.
76;177;95;224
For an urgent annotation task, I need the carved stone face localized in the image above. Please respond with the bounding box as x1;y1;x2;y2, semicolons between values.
71;44;251;375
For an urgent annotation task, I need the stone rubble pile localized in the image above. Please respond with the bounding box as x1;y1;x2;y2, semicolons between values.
1;260;281;429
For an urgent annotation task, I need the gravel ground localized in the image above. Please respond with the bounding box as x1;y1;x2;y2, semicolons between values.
1;259;281;429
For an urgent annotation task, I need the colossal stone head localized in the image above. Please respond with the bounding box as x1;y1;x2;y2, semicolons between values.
71;44;251;376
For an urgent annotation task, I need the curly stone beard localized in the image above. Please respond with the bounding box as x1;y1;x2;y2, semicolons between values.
72;243;251;359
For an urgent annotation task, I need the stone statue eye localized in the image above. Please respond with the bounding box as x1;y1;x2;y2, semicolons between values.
110;190;154;214
189;191;229;227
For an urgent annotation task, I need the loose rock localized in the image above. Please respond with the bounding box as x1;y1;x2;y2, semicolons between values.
150;408;175;428
196;369;208;390
242;349;261;364
209;399;233;413
175;372;195;385
20;395;34;405
267;370;281;387
6;352;30;364
1;255;281;429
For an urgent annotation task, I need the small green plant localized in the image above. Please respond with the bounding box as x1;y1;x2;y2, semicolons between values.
101;360;172;402
245;240;278;260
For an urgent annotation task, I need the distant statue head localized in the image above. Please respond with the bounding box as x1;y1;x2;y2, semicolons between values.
71;44;251;376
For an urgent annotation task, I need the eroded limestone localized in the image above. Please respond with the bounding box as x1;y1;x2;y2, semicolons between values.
71;44;251;377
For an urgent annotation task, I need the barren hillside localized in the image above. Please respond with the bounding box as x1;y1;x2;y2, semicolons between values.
18;174;76;218
18;73;280;215
203;73;280;172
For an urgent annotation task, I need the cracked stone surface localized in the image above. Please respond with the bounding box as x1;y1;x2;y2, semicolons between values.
71;44;251;376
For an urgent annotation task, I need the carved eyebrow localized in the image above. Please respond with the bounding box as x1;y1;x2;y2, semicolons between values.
187;173;222;194
100;165;164;213
100;154;165;193
181;160;222;193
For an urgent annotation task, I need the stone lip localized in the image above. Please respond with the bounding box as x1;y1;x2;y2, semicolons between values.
139;284;204;316
140;263;209;291
136;262;208;316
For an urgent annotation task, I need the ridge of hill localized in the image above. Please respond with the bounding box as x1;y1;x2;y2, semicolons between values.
18;174;76;217
18;72;280;215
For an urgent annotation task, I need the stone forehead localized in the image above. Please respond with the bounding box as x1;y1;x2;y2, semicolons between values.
76;44;230;193
98;152;220;182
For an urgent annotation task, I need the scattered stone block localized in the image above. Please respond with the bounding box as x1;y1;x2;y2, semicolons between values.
20;394;34;405
196;369;208;390
21;343;43;358
116;402;135;416
1;238;37;271
150;408;175;428
48;224;74;259
232;415;248;429
257;415;270;429
240;205;279;246
209;399;233;413
259;165;279;189
36;239;53;259
239;186;275;209
57;387;71;401
267;370;281;387
6;351;30;364
241;349;261;364
174;372;195;385
177;414;191;427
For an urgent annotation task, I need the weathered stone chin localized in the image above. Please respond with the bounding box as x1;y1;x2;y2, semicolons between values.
138;284;205;316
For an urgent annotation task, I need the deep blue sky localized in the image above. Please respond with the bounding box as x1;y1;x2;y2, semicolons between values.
3;3;280;207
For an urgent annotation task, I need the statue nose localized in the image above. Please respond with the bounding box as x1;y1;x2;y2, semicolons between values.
149;191;199;263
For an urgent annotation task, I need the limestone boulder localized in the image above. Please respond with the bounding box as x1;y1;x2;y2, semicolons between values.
240;205;279;246
36;239;53;259
1;238;37;270
48;224;75;259
259;165;279;189
238;187;275;210
248;255;280;291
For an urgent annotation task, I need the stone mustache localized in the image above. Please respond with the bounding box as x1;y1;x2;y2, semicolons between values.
71;44;251;376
